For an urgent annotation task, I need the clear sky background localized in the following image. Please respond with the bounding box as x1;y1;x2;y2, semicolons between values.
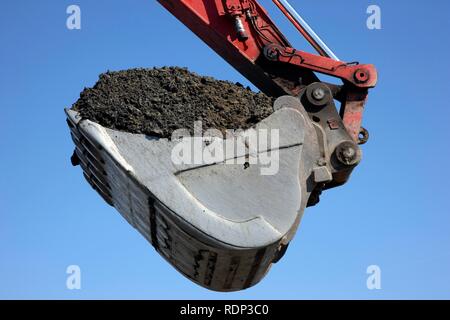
1;0;449;299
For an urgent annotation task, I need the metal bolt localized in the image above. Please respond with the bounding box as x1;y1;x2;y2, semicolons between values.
306;83;330;106
354;68;369;84
266;48;278;60
263;44;282;61
335;141;360;166
312;87;325;101
342;147;356;159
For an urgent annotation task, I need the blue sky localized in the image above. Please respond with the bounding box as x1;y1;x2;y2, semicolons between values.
1;0;449;299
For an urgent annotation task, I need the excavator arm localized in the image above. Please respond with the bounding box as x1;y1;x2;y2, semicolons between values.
158;0;377;144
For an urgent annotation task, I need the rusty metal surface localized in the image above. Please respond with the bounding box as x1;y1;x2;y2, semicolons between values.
340;89;370;144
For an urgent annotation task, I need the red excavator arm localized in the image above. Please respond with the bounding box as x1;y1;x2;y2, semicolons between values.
157;0;377;143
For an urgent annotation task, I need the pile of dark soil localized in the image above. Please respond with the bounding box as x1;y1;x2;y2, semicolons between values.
71;67;275;138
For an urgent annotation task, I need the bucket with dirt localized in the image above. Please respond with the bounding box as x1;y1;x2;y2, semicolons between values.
66;66;311;291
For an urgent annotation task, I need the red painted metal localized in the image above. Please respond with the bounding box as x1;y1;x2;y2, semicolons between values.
265;44;377;88
158;0;314;97
157;0;377;143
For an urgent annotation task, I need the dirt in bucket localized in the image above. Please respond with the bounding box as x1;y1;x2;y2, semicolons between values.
71;67;274;138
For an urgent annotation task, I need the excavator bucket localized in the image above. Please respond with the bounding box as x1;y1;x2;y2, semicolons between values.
65;0;375;292
65;95;327;291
